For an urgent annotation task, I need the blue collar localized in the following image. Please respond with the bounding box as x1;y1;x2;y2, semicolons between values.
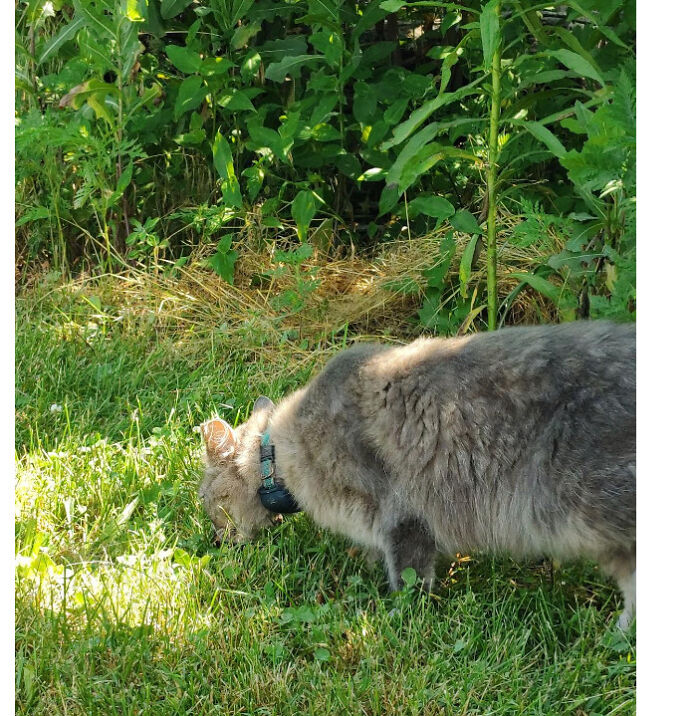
257;431;301;514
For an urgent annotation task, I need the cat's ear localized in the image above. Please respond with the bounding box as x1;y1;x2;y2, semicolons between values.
253;396;275;413
201;418;236;459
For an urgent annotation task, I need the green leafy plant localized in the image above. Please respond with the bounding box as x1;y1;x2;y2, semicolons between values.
207;233;239;285
126;216;170;266
16;0;635;326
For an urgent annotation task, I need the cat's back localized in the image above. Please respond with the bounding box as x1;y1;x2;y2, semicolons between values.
359;320;634;412
349;321;635;555
302;321;635;476
358;324;633;487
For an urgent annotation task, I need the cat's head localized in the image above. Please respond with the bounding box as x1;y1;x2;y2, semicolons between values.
197;396;276;544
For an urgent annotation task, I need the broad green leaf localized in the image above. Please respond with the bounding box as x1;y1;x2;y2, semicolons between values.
209;250;238;285
242;166;265;201
480;0;500;70
86;92;114;125
291;190;317;241
357;167;386;182
409;195;455;224
544;49;605;86
247;123;287;162
398;146;479;194
265;55;323;83
308;0;341;21
231;21;261;50
119;16;143;74
259;37;308;60
126;81;162;117
58;78;113;109
450;209;482;235
400;566;417;587
566;0;630;49
126;0;146;21
274;242;313;265
160;0;193;19
366;121;390;149
335;152;361;178
548;26;603;79
217;233;234;255
79;33;113;71
459;233;481;298
113;162;133;201
441;11;462;37
378;184;400;216
241;51;262;83
385;123;440;186
165;45;202;74
510;272;561;304
73;0;116;41
212;131;243;208
423;234;456;289
314;647;331;662
517;121;567;159
382;86;473;150
352;0;393;40
174;128;206;146
307;123;341;141
418;293;443;330
439;51;459;94
175;76;207;119
37;16;87;65
353;82;378;124
15;206;51;227
383;98;408;125
201;57;234;76
218;90;256;112
309;30;343;67
144;1;166;36
309;94;338;127
380;0;404;11
279;110;301;149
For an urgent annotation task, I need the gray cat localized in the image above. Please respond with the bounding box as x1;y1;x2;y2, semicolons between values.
199;321;636;629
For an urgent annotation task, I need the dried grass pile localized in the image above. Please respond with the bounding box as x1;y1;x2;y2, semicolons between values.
38;218;563;378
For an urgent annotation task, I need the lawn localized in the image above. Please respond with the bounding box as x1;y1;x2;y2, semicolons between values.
15;273;635;715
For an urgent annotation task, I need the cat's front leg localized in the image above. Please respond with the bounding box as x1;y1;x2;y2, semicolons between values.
382;516;437;592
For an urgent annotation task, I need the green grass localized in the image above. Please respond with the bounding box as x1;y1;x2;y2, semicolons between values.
15;275;635;715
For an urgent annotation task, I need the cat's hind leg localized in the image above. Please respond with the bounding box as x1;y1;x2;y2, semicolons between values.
601;549;636;630
382;516;437;592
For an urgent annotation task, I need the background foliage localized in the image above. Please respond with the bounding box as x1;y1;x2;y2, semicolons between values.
16;0;635;331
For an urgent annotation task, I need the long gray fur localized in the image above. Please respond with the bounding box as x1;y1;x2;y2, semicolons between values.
199;321;636;628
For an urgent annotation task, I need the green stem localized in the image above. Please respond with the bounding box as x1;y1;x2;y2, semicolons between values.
486;2;502;332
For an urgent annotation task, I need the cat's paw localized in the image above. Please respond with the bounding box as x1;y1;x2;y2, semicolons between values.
616;610;635;631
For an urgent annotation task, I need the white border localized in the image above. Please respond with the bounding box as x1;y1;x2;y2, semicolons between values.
637;1;700;713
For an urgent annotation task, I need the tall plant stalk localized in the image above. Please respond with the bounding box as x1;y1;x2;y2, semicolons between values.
486;1;502;331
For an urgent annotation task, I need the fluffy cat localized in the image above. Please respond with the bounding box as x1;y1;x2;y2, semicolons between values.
199;321;636;628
